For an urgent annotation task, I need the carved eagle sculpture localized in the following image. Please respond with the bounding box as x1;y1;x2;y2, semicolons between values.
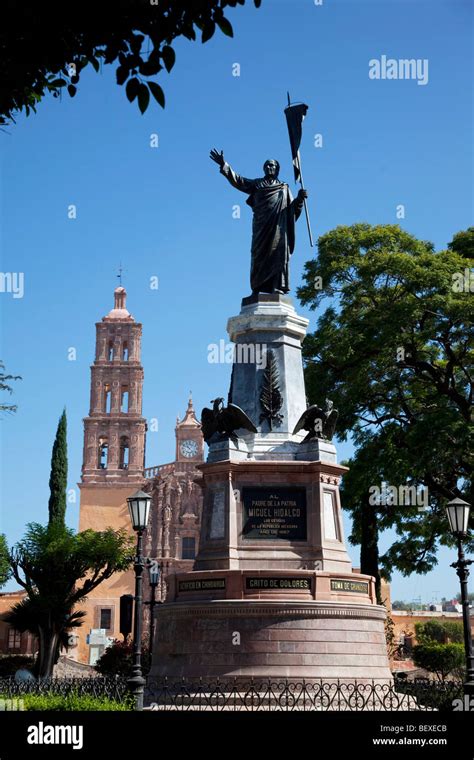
201;398;258;445
292;398;338;442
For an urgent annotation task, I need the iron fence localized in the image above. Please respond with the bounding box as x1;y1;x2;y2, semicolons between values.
145;677;464;712
0;675;464;711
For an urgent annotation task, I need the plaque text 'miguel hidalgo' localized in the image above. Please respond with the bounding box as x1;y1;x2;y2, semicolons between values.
331;579;369;594
242;487;307;540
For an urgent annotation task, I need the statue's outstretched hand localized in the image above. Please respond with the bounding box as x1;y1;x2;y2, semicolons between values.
210;148;225;168
297;189;308;201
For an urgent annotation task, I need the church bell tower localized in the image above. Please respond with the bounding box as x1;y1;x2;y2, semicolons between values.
81;286;146;485
78;287;147;663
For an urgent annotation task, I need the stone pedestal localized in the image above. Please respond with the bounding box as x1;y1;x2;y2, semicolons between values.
194;459;352;573
227;294;308;457
149;294;392;686
149;592;389;682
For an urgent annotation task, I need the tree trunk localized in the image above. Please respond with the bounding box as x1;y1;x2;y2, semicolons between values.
360;498;382;604
37;625;60;679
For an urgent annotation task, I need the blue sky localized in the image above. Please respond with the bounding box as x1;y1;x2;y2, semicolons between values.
0;0;472;602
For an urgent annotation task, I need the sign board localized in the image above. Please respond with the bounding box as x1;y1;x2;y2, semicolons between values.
242;487;307;540
246;577;311;591
330;579;369;594
178;578;226;593
89;628;107;646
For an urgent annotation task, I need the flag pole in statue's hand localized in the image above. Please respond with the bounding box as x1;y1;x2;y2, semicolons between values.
285;92;314;247
295;153;314;249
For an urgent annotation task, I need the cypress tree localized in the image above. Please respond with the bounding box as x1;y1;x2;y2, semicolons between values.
48;409;68;526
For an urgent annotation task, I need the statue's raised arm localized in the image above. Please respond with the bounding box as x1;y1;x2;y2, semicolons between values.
210;147;255;194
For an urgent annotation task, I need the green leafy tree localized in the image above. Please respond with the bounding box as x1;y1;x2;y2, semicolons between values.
4;593;86;676
8;523;133;678
5;405;134;678
0;361;21;413
438;620;464;644
415;619;464;645
0;533;10;588
412;642;464;681
298;224;473;580
340;435;406;602
413;615;465;684
391;600;412;611
0;0;261;126
449;228;474;258
48;409;68;527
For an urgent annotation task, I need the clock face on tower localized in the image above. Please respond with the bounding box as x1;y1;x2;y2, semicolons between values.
180;439;198;458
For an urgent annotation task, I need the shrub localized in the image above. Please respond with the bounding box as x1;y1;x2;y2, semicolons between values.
0;655;35;677
441;621;464;644
413;642;465;681
95;638;150;676
415;620;446;644
384;613;398;659
394;678;463;711
0;692;133;711
415;619;464;645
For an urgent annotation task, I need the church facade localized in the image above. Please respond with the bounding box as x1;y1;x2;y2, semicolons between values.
76;287;204;665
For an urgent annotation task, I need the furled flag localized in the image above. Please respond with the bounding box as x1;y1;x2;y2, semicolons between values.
284;102;309;182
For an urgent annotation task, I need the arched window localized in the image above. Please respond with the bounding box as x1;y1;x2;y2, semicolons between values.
119;436;129;469
98;438;108;469
104;384;111;414
120;385;129;413
108;341;114;361
122;342;129;361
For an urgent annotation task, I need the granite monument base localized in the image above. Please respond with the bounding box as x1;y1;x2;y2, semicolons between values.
147;569;392;685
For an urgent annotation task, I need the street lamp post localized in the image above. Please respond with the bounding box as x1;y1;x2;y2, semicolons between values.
446;497;474;697
147;561;161;651
127;490;151;711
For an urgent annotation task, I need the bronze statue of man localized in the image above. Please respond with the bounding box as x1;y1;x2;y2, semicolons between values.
210;149;308;295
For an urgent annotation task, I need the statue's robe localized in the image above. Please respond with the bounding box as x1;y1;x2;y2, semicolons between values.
221;162;304;294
